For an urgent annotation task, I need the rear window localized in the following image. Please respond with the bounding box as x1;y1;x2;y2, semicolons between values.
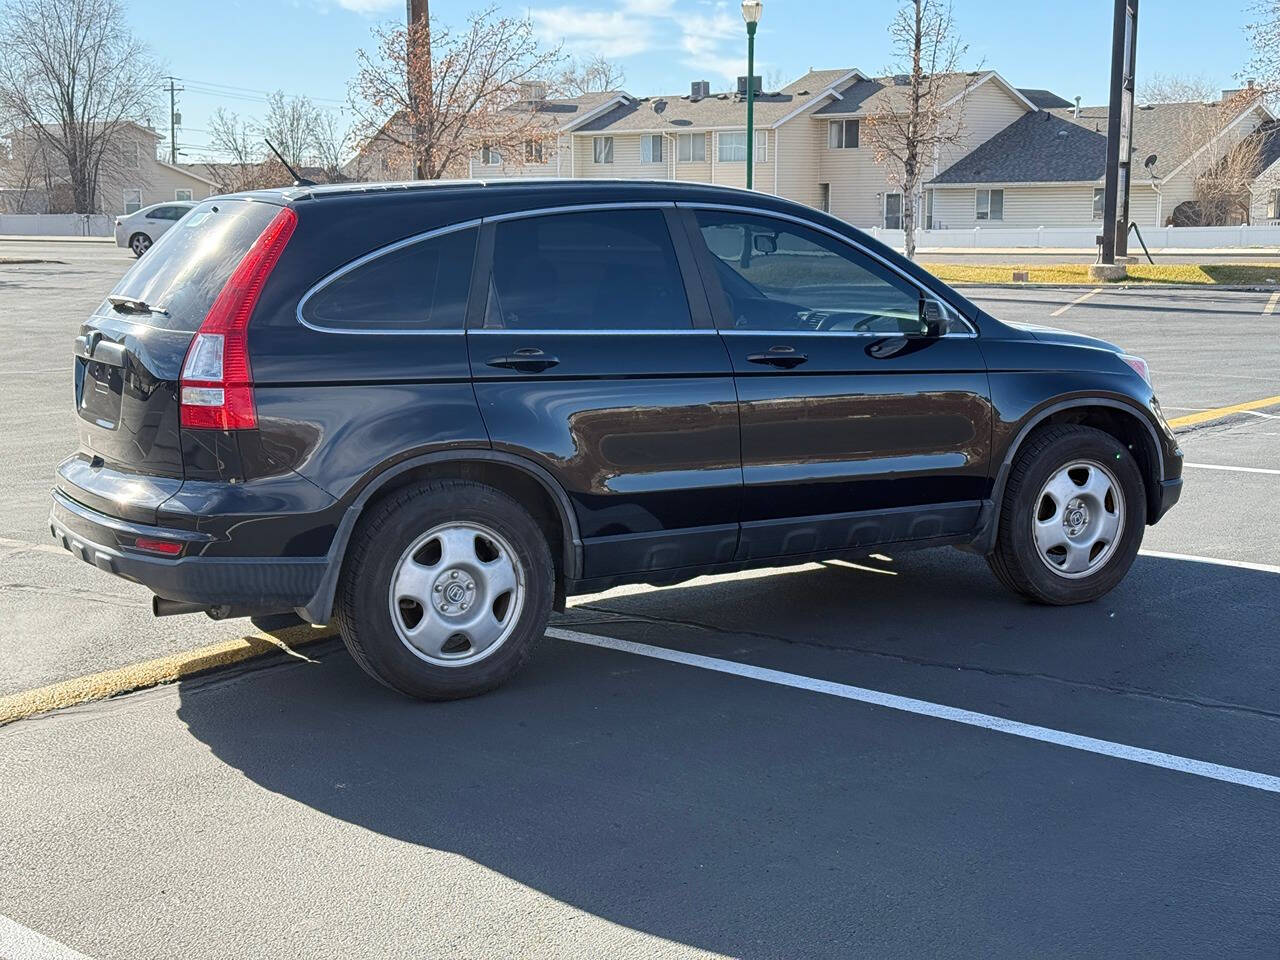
105;199;281;331
300;228;477;332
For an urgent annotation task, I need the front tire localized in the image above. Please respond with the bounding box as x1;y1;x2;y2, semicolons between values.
129;232;152;257
988;424;1146;604
336;479;554;700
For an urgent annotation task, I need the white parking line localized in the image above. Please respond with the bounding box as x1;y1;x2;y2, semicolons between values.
1265;291;1280;315
548;626;1280;795
1050;288;1102;317
1137;549;1280;575
0;912;94;959
1183;462;1280;476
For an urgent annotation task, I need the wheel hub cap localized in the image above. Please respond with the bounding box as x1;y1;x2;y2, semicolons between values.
1032;460;1125;580
434;568;476;615
1063;498;1090;537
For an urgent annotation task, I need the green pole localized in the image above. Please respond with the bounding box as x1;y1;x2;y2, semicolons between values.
745;20;756;190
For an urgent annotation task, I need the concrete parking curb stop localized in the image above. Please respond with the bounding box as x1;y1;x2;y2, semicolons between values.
0;624;336;727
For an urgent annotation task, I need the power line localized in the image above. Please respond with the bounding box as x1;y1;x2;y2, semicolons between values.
174;76;347;107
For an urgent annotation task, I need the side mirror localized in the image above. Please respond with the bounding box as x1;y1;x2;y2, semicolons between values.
753;234;778;254
918;298;946;337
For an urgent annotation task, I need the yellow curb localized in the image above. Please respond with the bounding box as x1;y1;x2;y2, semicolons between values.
1167;395;1280;429
0;625;337;727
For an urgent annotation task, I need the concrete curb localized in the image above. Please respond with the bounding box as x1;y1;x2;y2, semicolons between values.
0;234;114;243
948;282;1280;291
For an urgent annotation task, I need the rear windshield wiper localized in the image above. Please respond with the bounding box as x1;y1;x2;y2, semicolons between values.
106;294;169;317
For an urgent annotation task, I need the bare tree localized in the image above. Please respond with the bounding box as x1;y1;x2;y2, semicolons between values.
348;5;563;181
1141;74;1266;225
862;0;971;259
207;107;266;192
1245;1;1280;92
0;0;160;213
551;55;624;97
207;96;351;190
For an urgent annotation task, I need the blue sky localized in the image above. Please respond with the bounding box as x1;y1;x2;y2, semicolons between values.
126;0;1258;162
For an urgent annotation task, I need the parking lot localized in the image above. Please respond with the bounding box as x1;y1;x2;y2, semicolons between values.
1;240;1278;958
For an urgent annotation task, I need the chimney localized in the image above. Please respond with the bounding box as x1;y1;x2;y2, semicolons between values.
518;81;547;104
736;75;762;97
690;80;711;100
1074;96;1081;118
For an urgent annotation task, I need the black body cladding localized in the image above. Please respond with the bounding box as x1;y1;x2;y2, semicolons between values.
51;179;1183;620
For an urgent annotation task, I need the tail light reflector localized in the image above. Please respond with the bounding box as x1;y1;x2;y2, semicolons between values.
179;206;297;429
134;537;183;556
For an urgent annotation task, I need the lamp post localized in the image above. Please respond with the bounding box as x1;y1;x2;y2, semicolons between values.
742;0;763;190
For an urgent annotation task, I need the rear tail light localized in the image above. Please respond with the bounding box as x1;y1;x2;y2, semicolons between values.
179;206;297;429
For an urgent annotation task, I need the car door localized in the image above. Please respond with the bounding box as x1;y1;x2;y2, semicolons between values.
144;205;176;239
679;205;992;561
467;205;741;582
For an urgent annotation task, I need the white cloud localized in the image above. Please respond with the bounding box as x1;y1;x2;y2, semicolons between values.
532;7;658;58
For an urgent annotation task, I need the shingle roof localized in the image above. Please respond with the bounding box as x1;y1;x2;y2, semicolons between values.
1018;88;1074;109
501;90;628;130
575;68;856;133
929;100;1267;185
812;72;982;117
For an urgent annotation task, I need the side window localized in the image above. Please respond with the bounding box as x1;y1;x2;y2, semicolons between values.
302;227;477;331
694;211;928;336
489;210;692;331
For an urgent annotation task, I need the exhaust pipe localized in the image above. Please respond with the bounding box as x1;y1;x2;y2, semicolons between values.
152;597;210;617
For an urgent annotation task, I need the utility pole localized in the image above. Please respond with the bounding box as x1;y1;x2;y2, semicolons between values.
1098;0;1138;273
407;0;429;179
166;77;184;164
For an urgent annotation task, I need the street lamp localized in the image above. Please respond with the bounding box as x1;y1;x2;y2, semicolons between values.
741;0;763;190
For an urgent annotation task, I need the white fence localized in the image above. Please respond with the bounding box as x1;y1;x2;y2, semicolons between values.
0;214;113;237
863;224;1280;250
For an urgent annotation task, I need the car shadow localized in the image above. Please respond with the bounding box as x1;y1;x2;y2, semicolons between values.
175;551;1280;958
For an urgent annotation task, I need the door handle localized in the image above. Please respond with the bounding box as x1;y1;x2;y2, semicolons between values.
485;348;560;373
746;346;807;369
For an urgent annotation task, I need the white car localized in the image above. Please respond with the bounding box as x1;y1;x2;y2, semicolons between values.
114;201;196;257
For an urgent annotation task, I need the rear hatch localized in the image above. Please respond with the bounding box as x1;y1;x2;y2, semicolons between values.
62;197;286;522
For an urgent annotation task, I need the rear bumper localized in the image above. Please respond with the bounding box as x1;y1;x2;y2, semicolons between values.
49;488;328;610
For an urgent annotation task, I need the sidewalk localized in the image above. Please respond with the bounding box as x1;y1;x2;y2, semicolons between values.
0;234;113;243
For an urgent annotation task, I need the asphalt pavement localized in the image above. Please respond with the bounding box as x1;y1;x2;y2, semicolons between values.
1;240;1278;959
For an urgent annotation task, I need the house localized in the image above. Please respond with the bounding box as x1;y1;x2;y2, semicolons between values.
1;122;218;215
467;68;1038;230
926;92;1275;229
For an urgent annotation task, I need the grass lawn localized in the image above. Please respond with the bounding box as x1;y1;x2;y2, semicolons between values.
922;263;1280;286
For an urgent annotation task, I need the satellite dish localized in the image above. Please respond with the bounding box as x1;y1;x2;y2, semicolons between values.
1144;153;1158;170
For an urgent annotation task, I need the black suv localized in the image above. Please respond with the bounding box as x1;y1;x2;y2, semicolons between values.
51;180;1183;699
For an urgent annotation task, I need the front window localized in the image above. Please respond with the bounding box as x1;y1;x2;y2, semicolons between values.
524;139;543;163
827;119;859;149
1266;189;1278;219
693;209;930;336
122;141;139;168
976;188;1004;221
884;192;903;230
122;188;141;214
924;189;935;229
593;136;613;164
489;210;692;330
175;189;193;202
677;132;705;163
718;131;747;163
641;134;664;164
1093;187;1106;220
481;143;501;166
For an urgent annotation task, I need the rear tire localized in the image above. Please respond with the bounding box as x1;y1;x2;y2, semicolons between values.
988;424;1146;605
335;479;554;700
129;232;151;257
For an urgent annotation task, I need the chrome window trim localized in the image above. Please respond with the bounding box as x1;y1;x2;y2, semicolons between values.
468;328;719;336
482;201;675;223
677;201;978;338
295;218;482;336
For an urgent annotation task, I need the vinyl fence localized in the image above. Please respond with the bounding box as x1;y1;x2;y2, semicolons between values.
0;214;113;237
866;224;1280;250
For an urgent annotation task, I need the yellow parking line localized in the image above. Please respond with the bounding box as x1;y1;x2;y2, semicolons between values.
1050;287;1102;317
0;624;336;727
1166;395;1280;429
1265;291;1280;315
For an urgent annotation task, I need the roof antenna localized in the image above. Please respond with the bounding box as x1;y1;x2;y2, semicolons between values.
264;138;316;187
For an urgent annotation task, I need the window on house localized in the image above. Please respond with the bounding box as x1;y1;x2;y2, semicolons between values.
123;141;139;168
924;189;935;229
1093;187;1106;220
819;182;830;213
976;188;1004;221
718;131;747;163
175;189;193;202
481;143;501;166
754;130;767;163
525;139;543;162
884;192;903;229
641;134;664;163
677;132;705;163
593;136;613;163
827;119;859;149
123;188;142;214
1270;189;1280;220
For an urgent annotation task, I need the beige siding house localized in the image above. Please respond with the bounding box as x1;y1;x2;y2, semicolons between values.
2;122;217;215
